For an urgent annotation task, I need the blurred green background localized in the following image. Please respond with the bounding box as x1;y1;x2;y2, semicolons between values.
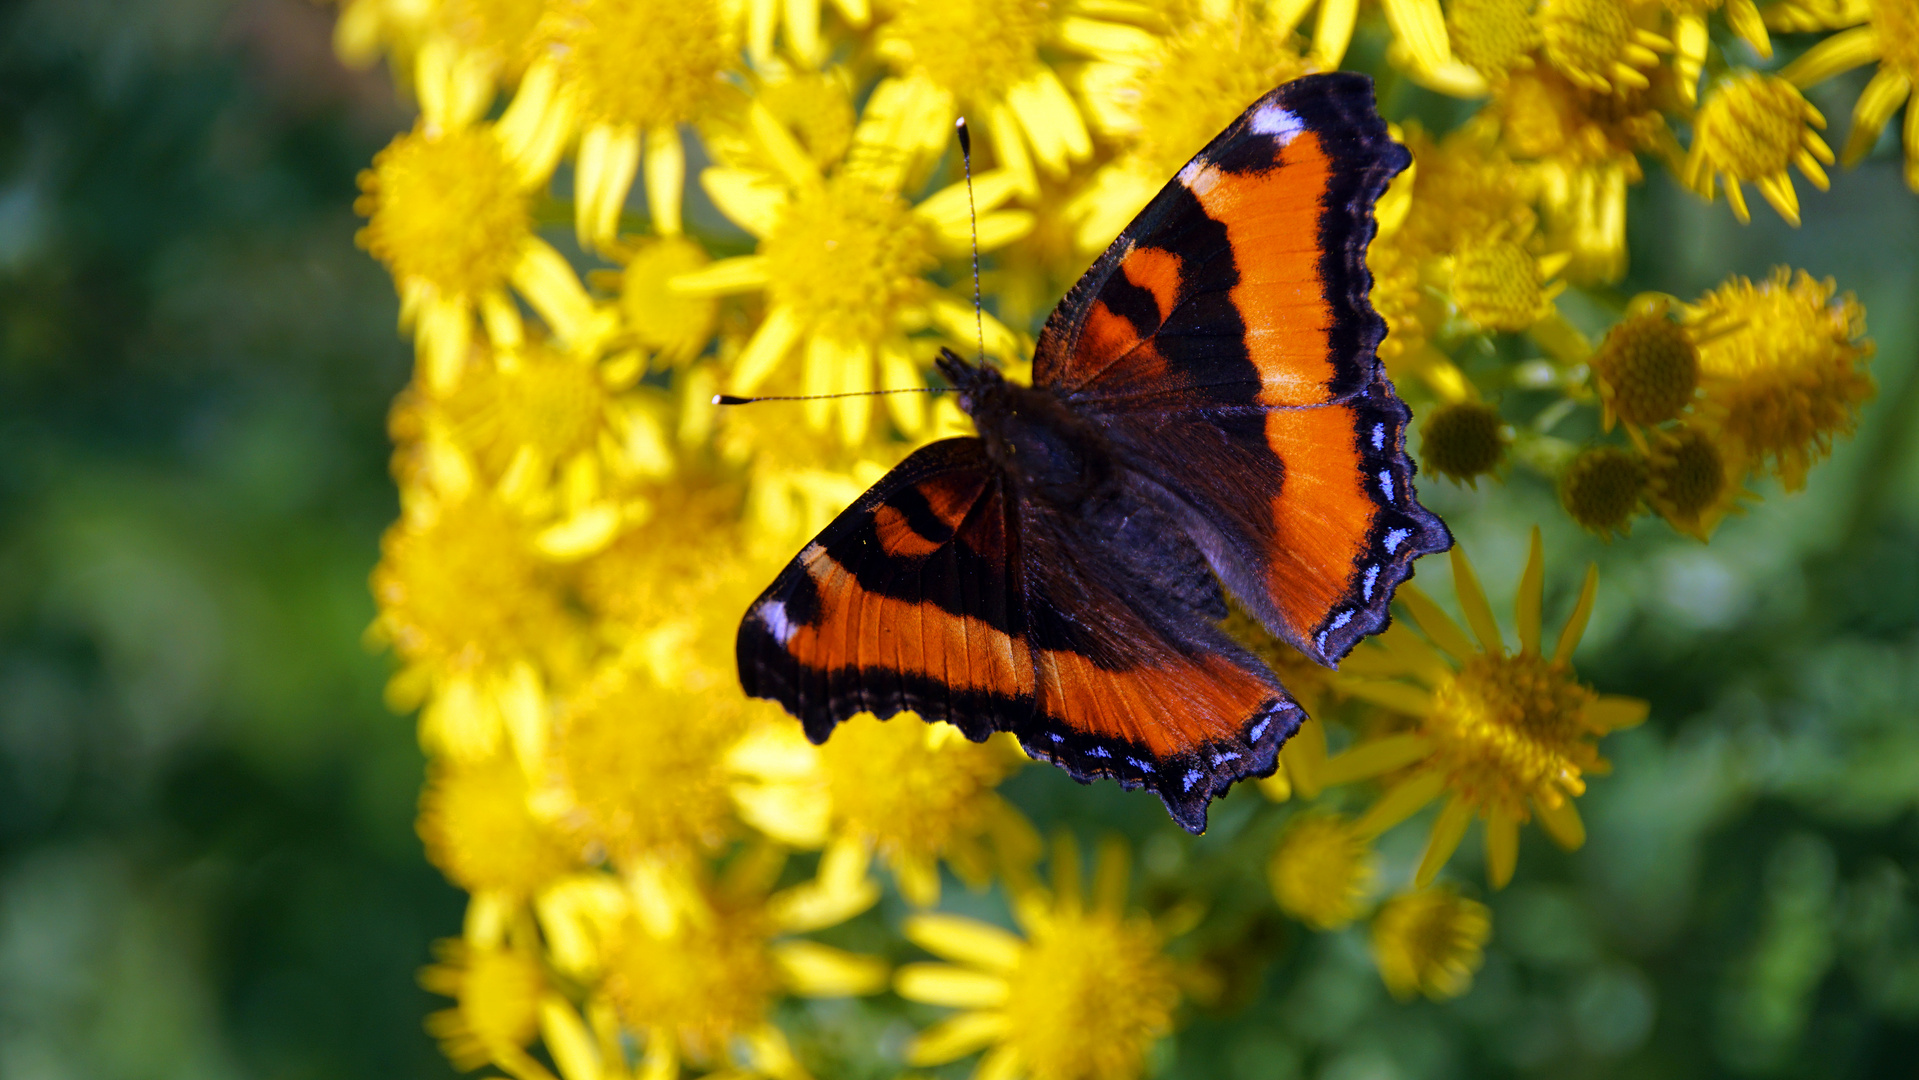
1;2;1916;1078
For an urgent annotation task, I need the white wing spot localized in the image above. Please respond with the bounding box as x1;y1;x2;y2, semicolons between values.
1211;751;1241;765
758;600;797;645
1049;732;1064;743
1328;610;1354;633
1385;527;1413;554
1249;717;1271;742
1089;746;1111;759
1378;470;1395;502
1127;757;1156;773
1183;769;1202;792
1249;103;1305;146
1177;159;1221;196
1372;423;1386;451
1363;564;1380;602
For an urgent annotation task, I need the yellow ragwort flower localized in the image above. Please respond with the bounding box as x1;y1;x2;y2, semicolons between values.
1589;303;1700;429
897;836;1184;1080
1687;268;1876;490
420;939;551;1076
419;753;577;905
1779;0;1919;191
540;0;739;247
1451;237;1572;332
728;716;1027;907
1537;0;1671;94
674;96;1027;443
1645;422;1745;539
356;63;597;393
1449;0;1544;81
1269;812;1377;930
1686;73;1834;226
871;0;1093;196
1371;887;1492;1000
611;235;723;371
1420;400;1510;485
1324;528;1648;889
1560;443;1648;539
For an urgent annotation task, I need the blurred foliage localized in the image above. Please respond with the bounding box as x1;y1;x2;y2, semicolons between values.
1;1;1918;1079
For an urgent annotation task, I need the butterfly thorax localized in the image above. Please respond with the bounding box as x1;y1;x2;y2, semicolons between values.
938;348;1116;508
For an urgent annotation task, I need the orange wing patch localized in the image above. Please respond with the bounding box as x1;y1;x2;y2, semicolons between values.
1261;402;1380;643
1034;647;1272;758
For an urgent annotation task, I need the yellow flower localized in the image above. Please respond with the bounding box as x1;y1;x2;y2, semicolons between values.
1070;1;1315;250
727;717;1028;906
606;235;722;370
355;67;598;393
1370;887;1492;1000
1450;237;1572;332
897;836;1185;1080
1269;813;1377;930
1686;268;1876;490
1420;400;1510;485
419;753;577;903
1669;0;1772;105
1449;0;1543;81
537;664;750;868
549;856;888;1078
431;0;548;84
420;939;552;1076
1537;0;1670;94
540;0;739;247
1644;422;1745;539
1589;303;1700;430
673;97;1027;443
1560;443;1648;539
1324;528;1648;889
1779;0;1919;191
871;0;1093;195
1686;73;1834;226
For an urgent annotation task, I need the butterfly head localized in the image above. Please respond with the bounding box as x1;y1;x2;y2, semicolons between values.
934;346;1005;416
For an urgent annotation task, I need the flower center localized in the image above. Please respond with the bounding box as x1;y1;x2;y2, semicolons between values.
1594;310;1699;425
357;126;530;297
1003;911;1179;1080
1538;0;1634;88
1427;652;1599;809
623;236;720;360
602;905;781;1059
1872;0;1919;79
1696;74;1803;180
549;0;731;129
421;756;574;895
1124;15;1313;176
373;498;570;671
761;176;935;342
1450;0;1543;77
1561;444;1647;535
1421;400;1508;482
1269;814;1374;930
1650;427;1727;517
822;720;1014;862
1453;241;1543;330
1372;888;1492;1001
881;0;1052;98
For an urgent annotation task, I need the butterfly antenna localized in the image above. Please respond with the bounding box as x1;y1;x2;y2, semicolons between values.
713;388;945;406
956;117;987;369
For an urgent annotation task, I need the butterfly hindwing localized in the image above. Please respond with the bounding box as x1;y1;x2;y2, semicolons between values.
737;438;1035;744
1032;73;1450;664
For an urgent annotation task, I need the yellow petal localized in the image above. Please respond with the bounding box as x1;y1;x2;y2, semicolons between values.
978;1043;1023;1080
1450;545;1505;655
1842;66;1912;165
1554;562;1599;663
1725;0;1772;58
747;0;777;62
751;99;821;194
511;238;605;348
918;170;1023;238
1415;795;1474;887
835;337;874;445
1757;172;1801;226
1279;716;1328;798
535;504;621;560
1311;0;1361;67
785;0;823;65
1534;793;1586;850
895;963;1011;1007
415;292;472;396
669;254;770;297
879;342;926;433
1353;770;1447;839
1516;526;1544;656
1781;25;1881;88
772;941;890;996
1339;679;1435;717
1588;695;1649;731
498;56;572;186
733;780;832;846
905;913;1024;971
576;123;641;252
1321;733;1433;785
730;304;806;393
644;125;685;237
1006;67;1091;175
907;1011;1008;1066
1397;583;1478;663
1485;809;1519;890
985;101;1037;198
539;996;602;1080
1378;0;1451;73
1056;16;1158;56
767;871;880;933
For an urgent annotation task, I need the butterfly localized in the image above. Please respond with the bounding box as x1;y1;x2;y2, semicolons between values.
734;73;1451;833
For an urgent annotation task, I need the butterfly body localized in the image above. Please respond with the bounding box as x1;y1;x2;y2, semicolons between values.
737;74;1452;833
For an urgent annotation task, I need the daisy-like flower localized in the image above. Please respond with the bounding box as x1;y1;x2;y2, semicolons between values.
1536;0;1671;94
1686;268;1876;490
1070;0;1316;250
1420;400;1511;486
1271;0;1457;75
537;663;751;868
420;938;552;1077
727;717;1029;906
1269;812;1377;930
418;753;578;933
869;0;1096;196
602;236;722;371
370;440;584;763
1449;236;1572;332
1669;0;1772;105
1448;0;1544;83
895;836;1186;1080
1560;443;1648;539
356;58;598;393
672;97;1028;443
1686;73;1834;226
1589;301;1702;431
538;0;740;248
1370;887;1492;1001
1324;528;1649;890
1778;0;1919;191
537;854;888;1080
1645;422;1745;538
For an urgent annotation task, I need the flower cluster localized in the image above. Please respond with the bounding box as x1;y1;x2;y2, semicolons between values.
335;0;1886;1072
